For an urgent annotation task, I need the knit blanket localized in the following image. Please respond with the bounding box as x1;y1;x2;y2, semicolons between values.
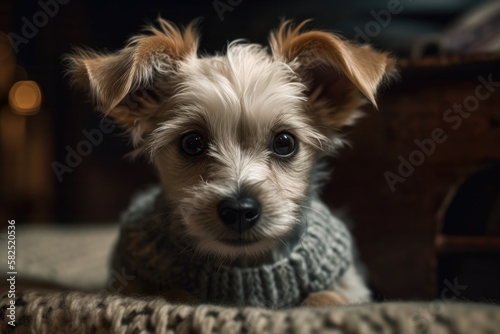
2;215;500;333
1;291;499;333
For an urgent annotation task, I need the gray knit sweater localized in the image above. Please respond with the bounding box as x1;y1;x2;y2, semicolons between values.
113;186;353;308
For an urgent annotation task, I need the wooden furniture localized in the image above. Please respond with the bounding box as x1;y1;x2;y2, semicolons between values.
323;53;500;300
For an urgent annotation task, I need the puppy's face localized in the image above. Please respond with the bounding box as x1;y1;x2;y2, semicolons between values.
68;20;395;260
151;49;321;258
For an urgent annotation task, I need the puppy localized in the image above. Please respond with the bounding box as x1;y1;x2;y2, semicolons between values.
67;18;395;308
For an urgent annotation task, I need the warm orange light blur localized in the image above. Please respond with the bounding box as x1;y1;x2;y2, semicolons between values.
8;81;42;115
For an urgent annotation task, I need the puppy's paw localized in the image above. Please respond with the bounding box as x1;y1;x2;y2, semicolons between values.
302;290;348;307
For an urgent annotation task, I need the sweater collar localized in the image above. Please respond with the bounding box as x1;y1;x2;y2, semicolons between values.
116;186;352;308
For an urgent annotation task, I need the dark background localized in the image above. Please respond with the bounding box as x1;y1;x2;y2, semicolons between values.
0;0;490;223
1;0;499;301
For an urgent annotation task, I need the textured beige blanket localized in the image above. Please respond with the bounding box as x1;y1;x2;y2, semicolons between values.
1;291;500;333
1;225;500;333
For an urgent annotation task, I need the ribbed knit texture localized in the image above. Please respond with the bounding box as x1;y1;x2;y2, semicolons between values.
4;292;500;334
3;291;500;334
113;186;353;308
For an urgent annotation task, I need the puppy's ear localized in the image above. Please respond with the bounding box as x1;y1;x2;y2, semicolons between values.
270;21;396;128
66;19;199;145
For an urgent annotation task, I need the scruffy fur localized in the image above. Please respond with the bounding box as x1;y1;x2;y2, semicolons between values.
67;18;396;305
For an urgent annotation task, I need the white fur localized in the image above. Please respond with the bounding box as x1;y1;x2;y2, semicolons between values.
334;266;372;303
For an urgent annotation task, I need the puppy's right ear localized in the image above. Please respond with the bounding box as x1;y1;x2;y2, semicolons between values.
66;19;199;144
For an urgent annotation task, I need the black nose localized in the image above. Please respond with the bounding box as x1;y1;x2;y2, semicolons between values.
218;197;261;231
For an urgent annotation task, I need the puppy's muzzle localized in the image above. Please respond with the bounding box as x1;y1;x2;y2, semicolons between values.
218;197;261;231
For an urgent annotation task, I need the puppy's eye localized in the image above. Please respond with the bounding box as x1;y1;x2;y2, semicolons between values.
180;132;205;156
272;132;296;157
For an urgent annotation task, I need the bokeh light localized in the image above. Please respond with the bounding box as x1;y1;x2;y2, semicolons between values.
8;81;42;115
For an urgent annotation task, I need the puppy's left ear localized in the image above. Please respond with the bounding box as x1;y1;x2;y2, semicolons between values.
270;21;396;129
